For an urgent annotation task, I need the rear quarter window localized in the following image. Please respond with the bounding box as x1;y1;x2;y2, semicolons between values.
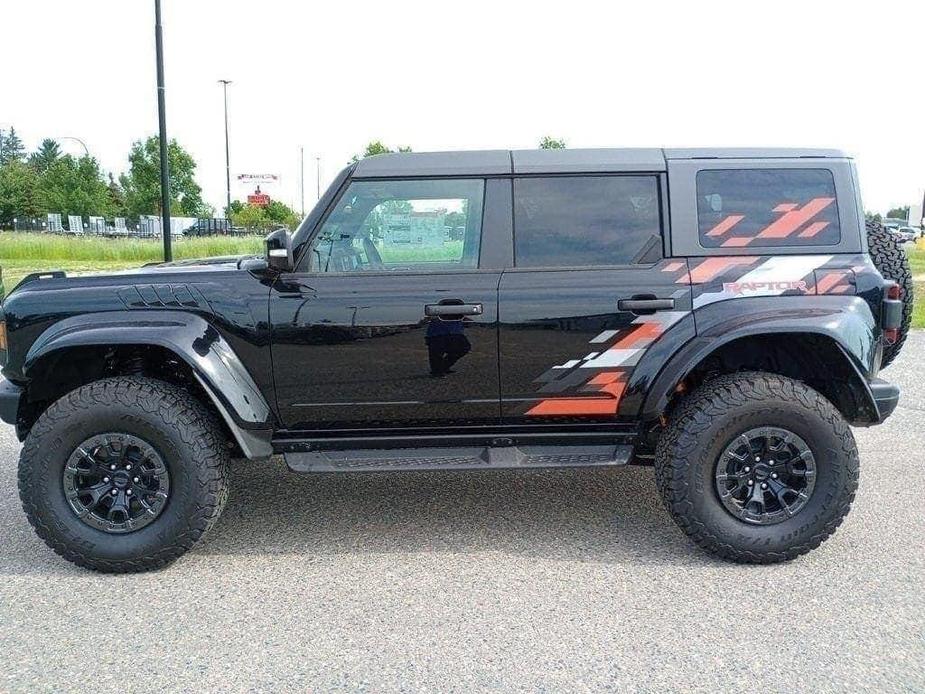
697;169;840;248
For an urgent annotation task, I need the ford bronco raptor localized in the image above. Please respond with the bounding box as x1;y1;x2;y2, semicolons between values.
0;148;911;571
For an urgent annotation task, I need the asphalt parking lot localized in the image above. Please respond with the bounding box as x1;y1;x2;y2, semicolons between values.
1;335;923;692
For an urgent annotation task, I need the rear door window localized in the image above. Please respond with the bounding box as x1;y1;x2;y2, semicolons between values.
697;169;840;248
513;176;662;268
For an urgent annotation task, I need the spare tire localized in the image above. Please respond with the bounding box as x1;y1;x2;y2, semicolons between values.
866;220;913;368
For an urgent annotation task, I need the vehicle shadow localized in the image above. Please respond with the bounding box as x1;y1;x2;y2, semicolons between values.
194;458;716;567
0;454;724;576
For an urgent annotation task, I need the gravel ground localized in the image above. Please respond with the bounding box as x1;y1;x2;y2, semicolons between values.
1;334;924;692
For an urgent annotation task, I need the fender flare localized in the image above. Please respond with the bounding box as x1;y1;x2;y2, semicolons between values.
640;296;881;425
24;311;274;458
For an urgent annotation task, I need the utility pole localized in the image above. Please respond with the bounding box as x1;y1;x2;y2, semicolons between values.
218;79;232;217
154;0;172;261
300;146;305;216
316;157;321;200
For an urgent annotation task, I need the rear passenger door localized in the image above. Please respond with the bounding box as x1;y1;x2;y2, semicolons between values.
498;174;695;424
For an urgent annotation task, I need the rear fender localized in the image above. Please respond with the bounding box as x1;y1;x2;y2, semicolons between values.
640;295;881;424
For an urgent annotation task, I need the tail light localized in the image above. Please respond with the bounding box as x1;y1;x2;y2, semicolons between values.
0;321;6;352
883;327;899;344
886;283;902;301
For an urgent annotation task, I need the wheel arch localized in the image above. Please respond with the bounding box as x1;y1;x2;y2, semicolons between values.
641;297;882;434
20;311;273;458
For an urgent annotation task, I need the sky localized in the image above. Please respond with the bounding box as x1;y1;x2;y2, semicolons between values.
3;0;924;217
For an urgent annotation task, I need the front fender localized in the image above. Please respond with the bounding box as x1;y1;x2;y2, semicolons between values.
640;295;880;423
24;311;273;458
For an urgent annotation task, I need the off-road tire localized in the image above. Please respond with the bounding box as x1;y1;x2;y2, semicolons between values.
654;372;859;563
18;376;229;572
866;219;913;368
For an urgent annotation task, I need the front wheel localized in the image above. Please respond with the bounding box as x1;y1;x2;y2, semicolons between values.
18;376;229;572
654;372;859;563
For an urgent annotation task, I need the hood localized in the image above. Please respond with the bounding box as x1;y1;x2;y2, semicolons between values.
4;255;264;299
85;255;261;277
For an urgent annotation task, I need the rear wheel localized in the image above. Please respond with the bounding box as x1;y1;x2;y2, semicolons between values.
18;376;229;572
866;220;913;368
655;372;859;563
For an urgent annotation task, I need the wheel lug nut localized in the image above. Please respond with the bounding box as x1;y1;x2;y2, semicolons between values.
755;456;760;462
110;464;117;470
126;489;132;496
747;480;754;486
111;489;118;495
126;464;132;470
761;483;768;489
103;477;110;483
771;473;778;479
133;477;139;483
744;466;750;473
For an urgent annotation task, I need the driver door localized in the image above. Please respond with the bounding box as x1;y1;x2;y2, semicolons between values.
269;177;502;432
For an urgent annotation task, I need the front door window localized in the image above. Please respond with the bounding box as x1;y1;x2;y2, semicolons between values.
303;179;485;273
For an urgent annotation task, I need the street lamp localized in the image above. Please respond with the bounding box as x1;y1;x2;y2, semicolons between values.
53;136;90;157
218;80;232;217
154;0;172;261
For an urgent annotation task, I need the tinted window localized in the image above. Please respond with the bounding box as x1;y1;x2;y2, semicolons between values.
697;169;840;248
304;179;484;272
513;176;661;268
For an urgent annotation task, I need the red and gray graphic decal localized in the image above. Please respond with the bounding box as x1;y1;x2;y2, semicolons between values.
813;268;857;295
684;255;833;308
705;198;836;248
525;309;688;416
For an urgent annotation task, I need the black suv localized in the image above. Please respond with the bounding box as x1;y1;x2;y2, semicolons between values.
0;148;911;571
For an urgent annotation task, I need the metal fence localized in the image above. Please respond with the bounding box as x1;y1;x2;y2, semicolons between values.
7;214;265;238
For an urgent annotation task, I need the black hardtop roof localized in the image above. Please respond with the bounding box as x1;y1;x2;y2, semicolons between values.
352;147;850;178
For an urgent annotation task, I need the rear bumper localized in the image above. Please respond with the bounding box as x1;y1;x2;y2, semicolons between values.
0;378;22;426
869;378;900;422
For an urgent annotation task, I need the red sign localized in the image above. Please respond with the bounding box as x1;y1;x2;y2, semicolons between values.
247;194;270;207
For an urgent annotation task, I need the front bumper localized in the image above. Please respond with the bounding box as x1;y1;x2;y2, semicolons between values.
0;378;22;426
869;378;900;422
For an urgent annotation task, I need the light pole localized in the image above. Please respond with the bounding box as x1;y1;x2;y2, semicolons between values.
53;136;90;157
218;79;232;217
154;0;172;261
300;146;305;216
316;157;321;200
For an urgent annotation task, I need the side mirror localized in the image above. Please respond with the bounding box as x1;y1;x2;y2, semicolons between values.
265;228;293;272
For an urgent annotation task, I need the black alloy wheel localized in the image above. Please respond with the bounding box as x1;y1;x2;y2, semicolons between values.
63;433;170;534
714;426;816;525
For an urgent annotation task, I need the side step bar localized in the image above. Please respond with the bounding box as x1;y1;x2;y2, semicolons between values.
284;444;633;473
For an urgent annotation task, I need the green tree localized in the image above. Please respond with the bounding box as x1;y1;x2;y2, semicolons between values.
0;159;40;226
539;136;566;149
0;126;27;165
226;199;246;218
865;211;882;223
886;206;910;221
29;138;62;174
35;155;113;218
120;136;208;218
351;140;412;163
265;200;300;229
107;172;127;217
231;204;268;231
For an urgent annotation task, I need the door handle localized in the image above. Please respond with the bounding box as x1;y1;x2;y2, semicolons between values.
425;302;483;317
618;296;675;313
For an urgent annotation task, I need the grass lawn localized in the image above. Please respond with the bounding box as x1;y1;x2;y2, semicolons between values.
0;232;263;292
908;242;924;329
